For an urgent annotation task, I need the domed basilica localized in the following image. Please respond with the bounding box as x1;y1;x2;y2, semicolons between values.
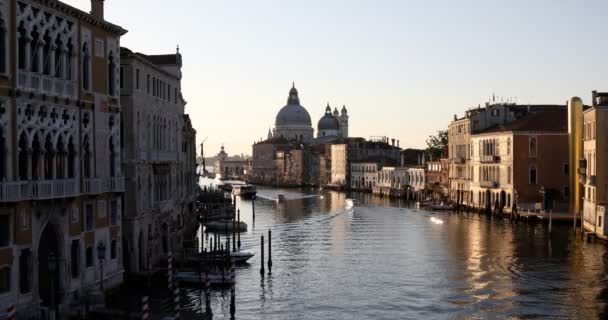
270;83;349;144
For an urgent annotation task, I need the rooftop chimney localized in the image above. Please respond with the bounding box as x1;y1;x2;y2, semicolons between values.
397;140;400;148
391;138;395;147
91;0;105;20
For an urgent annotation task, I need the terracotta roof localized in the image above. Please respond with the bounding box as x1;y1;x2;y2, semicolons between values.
478;107;567;134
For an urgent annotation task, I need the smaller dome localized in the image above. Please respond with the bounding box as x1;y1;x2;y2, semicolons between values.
318;105;340;131
341;105;347;114
332;108;339;117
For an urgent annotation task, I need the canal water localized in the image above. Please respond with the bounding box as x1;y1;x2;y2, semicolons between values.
187;184;608;319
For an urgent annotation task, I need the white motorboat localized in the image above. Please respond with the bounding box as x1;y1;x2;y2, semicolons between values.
430;217;444;225
232;184;257;198
345;199;358;207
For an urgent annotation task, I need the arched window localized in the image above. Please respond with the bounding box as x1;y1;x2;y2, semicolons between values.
529;165;537;185
66;39;74;80
42;31;51;75
507;138;511;155
56;136;64;179
529;137;537;158
108;52;116;96
44;134;53;179
18;133;28;180
507;166;511;184
31;27;40;73
67;137;75;178
82;43;90;91
17;22;27;70
31;134;41;180
83;135;92;178
54;37;63;78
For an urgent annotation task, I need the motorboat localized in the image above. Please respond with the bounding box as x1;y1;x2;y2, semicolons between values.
345;199;358;207
205;220;248;232
428;203;454;211
188;251;254;264
276;194;286;203
430;217;444;224
175;271;234;285
232;184;257;198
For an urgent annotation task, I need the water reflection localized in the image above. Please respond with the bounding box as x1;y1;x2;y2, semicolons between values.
190;179;608;319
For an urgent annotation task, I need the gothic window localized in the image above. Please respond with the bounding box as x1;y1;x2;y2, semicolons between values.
108;52;116;96
18;22;27;70
136;69;140;89
42;31;51;75
82;43;90;91
31;134;41;180
55;38;63;78
529;165;537;185
18;133;28;180
44;134;53;179
67;137;76;178
507;166;511;184
529;137;537;158
31;28;40;73
83;135;92;178
66;40;74;80
56;136;64;179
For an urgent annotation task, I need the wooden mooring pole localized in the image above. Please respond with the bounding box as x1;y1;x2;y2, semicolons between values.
260;235;265;275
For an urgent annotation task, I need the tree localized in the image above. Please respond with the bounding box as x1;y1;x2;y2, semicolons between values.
426;130;448;160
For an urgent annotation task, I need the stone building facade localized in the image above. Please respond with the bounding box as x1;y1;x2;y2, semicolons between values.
582;91;608;239
469;108;569;212
119;46;197;274
0;0;127;317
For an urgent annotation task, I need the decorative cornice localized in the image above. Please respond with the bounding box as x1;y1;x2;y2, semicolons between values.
42;0;128;36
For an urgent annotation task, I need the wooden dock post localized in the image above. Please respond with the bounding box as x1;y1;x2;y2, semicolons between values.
252;196;256;222
232;212;237;252
230;257;236;317
268;229;272;271
205;273;212;318
237;209;241;249
260;235;265;275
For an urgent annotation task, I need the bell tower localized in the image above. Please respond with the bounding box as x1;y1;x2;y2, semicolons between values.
339;105;349;138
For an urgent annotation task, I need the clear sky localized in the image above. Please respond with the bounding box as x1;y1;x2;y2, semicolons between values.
65;0;608;156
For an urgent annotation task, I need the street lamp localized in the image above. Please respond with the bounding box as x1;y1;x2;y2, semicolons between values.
48;252;57;320
97;242;106;292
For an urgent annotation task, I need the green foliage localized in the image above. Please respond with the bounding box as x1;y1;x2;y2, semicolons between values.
426;130;448;160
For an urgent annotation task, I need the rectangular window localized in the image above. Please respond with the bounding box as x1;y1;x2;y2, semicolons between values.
563;163;569;176
19;248;31;294
71;206;79;224
110;240;117;259
86;246;93;267
0;266;10;293
599;216;603;228
94;38;104;58
147;75;150;93
168;85;171;101
85;203;94;231
110;200;117;225
0;214;9;247
175;88;178;103
98;200;107;219
71;240;80;278
136;69;140;89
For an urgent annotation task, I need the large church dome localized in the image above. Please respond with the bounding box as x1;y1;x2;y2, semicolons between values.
275;85;312;126
318;104;340;131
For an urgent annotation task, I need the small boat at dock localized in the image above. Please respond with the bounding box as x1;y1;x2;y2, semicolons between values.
276;194;286;203
428;203;454;211
345;199;358;207
187;251;254;264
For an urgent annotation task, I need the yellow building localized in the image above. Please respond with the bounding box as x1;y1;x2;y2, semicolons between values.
0;0;126;317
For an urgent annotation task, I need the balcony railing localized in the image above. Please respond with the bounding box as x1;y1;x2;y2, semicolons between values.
83;178;102;195
103;177;125;193
480;155;500;163
453;157;466;164
479;181;499;188
16;70;77;98
0;179;79;202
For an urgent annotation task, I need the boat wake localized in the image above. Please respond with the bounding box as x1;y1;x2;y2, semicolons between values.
430;216;444;225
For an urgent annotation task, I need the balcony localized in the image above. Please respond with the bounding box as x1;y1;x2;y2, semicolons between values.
103;177;125;193
17;70;77;98
479;181;499;188
0;179;79;202
83;178;102;195
480;155;500;163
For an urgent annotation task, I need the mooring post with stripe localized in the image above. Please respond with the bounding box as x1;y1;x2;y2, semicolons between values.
167;251;173;291
141;296;149;320
6;304;15;320
173;286;181;320
268;229;272;271
260;234;265;275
